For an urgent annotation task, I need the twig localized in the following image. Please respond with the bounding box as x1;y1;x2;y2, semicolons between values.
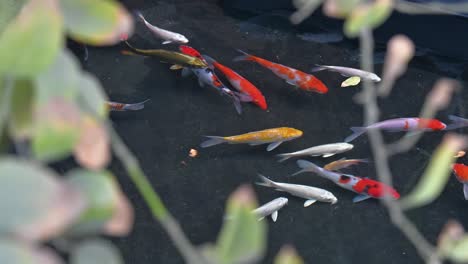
395;0;468;15
109;127;207;264
0;77;14;141
358;28;439;263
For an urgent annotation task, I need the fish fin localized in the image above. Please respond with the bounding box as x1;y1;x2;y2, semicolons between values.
162;40;173;45
310;64;326;72
352;194;372;203
249;142;264;146
227;92;243;115
122;99;150;111
271;211;278;222
170;64;183;70
276;153;291;163
198;79;205;87
233;49;253;62
304;199;317;207
200;136;226;148
201;55;216;70
322;153;335;158
181;68;191;77
345;127;367;142
233;91;253;102
267;141;283;151
292;160;323;176
258;216;265;221
464;184;468;200
255;174;276;188
286;80;296;86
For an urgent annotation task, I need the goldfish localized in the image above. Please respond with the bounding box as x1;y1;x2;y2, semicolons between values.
234;50;328;94
293;160;400;202
311;65;381;82
202;55;267;110
252;197;288;222
257;174;337;206
135;11;188;45
177;45;250;114
200;127;303;151
121;41;207;68
324;158;369;171
276;142;353;162
345;118;447;142
106;99;150;111
452;163;468;200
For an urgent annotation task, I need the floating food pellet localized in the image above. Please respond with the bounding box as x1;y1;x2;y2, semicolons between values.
454;151;466;158
189;148;198;158
341;76;361;87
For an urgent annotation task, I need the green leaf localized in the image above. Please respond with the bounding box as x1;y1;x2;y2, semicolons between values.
0;0;27;34
341;76;361;87
8;79;34;140
215;185;266;264
70;239;123;264
401;135;466;210
60;0;133;45
65;170;121;236
0;0;63;77
0;157;85;241
0;239;64;264
274;245;304;264
77;73;109;118
344;0;393;38
443;235;468;263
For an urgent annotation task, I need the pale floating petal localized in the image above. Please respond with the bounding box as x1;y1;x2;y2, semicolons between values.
341;76;361;87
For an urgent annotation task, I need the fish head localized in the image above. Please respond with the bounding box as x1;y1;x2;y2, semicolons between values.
174;34;189;44
343;143;354;151
307;78;329;94
277;197;289;207
371;75;382;82
322;192;338;204
284;128;303;139
255;96;268;110
419;118;446;131
179;45;202;59
453;163;468;183
363;179;400;200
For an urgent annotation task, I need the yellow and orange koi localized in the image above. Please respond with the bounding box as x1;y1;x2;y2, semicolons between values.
200;127;303;151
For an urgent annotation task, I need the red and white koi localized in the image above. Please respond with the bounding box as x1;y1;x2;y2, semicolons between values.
203;55;267;110
293;160;400;202
135;11;188;45
345;117;447;142
233;50;328;94
452;163;468;200
106;99;150;111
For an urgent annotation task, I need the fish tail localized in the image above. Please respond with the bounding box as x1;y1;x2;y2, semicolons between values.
121;50;137;56
200;136;226;148
122;99;150;111
292;160;324;176
256;174;276;188
134;10;145;22
276;153;292;163
310;64;327;72
344;127;367;142
233;49;254;62
446;115;468;130
201;54;216;70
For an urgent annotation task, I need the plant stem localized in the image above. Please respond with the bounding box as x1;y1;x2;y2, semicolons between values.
359;29;439;264
0;76;14;141
109;128;207;264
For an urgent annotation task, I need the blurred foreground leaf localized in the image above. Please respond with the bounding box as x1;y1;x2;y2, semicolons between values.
0;0;27;34
74;116;110;170
8;80;34;140
60;0;133;45
70;239;123;264
344;0;393;37
65;170;133;236
274;245;304;264
77;72;109;118
401;134;467;210
0;0;63;77
0;158;85;241
0;239;63;264
214;185;266;264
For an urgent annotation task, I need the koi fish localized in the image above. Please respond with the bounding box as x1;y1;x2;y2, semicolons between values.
256;174;337;206
106;100;150;111
121;41;207;68
202;55;267;110
324;158;369;171
177;45;250;114
234;50;328;94
345;118;447;142
276;142;353;162
135;11;188;45
252;197;288;222
200;127;303;151
452;163;468;200
311;65;381;82
446;115;468;130
293;160;400;202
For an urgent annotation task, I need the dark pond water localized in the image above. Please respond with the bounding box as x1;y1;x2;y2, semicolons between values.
69;0;468;263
